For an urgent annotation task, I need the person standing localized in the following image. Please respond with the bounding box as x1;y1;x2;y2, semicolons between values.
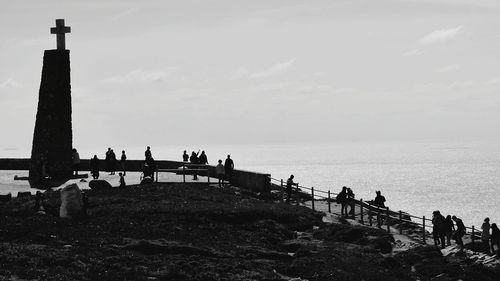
190;151;199;180
452;215;466;251
121;150;127;176
481;217;491;254
374;191;386;208
72;148;80;175
490;223;500;255
224;155;234;184
119;172;126;188
286;175;297;204
105;147;111;173
90;155;100;180
145;146;152;160
182;150;189;162
109;149;117;175
444;215;455;246
216;160;225;187
336;186;348;217
432;211;446;249
347;188;355;217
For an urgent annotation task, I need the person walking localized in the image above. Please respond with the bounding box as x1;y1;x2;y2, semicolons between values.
286;175;297;203
216;160;225;187
336;186;348;217
120;150;127;176
481;217;491;254
90;155;100;180
119;172;126;188
452;215;466;252
224;155;234;184
444;215;455;246
490;223;500;255
72;148;80;176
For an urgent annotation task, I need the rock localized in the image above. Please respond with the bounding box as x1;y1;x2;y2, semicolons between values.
381;256;402;268
141;177;154;185
414;259;445;277
17;191;32;198
122;239;214;256
368;236;393;254
89;180;112;190
59;184;83;218
430;273;452;281
0;193;12;202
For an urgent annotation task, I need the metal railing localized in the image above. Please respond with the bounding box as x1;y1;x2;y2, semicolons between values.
154;163;212;183
270;178;483;245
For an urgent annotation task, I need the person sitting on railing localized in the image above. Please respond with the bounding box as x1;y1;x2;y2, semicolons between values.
216;160;225;187
336;186;348;216
374;191;386;208
452;215;466;252
286;175;298;203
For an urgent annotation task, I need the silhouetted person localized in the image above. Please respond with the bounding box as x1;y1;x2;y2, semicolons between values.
452;215;466;251
105;147;111;173
374;191;386;208
224;155;234;184
109;149;117;175
119;172;126;188
145;146;152;160
90;155;100;179
72;148;80;175
190;151;199;180
182;150;189;162
336;186;348;217
432;211;446;249
216;160;225;187
121;150;127;176
142;163;152;179
199;151;208;165
444;215;455;246
146;157;157;180
347;188;355;217
490;223;500;255
286;175;297;203
481;217;491;254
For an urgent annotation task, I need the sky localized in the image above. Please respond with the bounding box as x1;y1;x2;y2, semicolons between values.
1;0;500;156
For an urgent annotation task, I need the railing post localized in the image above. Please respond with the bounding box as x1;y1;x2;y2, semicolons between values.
280;179;284;202
369;210;372;226
386;207;390;233
399;211;403;234
207;167;210;183
156;170;158;182
183;165;186;183
328;191;331;213
296;183;299;206
423;216;426;244
311;187;315;211
472;225;475;246
360;199;364;224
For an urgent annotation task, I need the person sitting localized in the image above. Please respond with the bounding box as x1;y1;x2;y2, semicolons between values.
374;191;386;208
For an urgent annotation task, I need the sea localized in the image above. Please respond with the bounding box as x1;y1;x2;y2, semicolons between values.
1;141;499;228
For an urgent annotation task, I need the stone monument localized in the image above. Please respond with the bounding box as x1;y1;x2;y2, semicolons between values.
29;19;73;189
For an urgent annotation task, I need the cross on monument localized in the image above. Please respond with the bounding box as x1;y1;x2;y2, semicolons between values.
50;19;71;50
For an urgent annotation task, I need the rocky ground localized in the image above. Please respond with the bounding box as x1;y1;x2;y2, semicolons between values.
0;182;499;280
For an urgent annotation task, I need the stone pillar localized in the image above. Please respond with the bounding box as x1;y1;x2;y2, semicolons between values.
29;50;73;188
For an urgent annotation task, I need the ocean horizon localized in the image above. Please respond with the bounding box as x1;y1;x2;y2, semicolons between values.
1;140;499;229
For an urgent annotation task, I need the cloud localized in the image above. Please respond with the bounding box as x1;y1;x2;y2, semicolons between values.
437;64;460;73
403;49;423;56
249;58;296;78
230;67;250;80
419;26;463;45
103;69;169;83
111;8;137;21
485;76;500;85
0;78;21;88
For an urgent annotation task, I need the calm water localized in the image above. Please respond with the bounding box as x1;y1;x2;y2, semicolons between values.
2;141;499;227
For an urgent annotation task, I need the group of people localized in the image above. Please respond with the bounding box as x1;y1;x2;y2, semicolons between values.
182;150;234;186
432;211;500;255
88;148;128;180
336;186;356;216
